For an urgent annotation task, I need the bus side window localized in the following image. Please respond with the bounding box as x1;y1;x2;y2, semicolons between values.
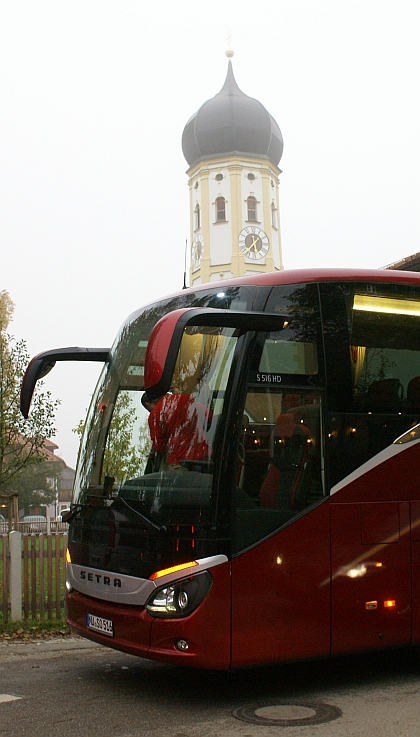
405;376;420;411
367;378;403;412
259;410;311;510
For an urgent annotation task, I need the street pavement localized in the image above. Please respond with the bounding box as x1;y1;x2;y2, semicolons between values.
0;637;420;736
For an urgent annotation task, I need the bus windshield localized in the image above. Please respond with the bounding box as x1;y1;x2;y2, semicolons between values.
114;323;238;513
71;312;240;571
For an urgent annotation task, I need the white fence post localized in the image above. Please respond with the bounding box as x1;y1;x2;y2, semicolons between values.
9;530;22;622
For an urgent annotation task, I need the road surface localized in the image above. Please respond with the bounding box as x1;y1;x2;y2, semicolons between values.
0;638;419;736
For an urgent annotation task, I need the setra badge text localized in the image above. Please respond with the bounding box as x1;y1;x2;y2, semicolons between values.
80;570;122;587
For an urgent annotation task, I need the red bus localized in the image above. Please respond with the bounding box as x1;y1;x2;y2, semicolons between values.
21;268;420;669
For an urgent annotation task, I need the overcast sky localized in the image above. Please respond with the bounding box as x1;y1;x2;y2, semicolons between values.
1;0;419;467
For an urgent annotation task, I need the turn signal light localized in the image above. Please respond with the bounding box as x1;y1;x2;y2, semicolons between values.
384;600;396;608
65;548;71;564
149;561;199;581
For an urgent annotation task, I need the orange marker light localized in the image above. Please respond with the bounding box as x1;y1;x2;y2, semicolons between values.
66;548;71;564
149;561;199;581
384;600;396;608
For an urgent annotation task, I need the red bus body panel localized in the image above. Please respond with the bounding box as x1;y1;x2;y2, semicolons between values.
67;443;420;668
66;560;231;669
330;441;420;654
66;591;154;659
148;562;231;669
231;501;331;668
143;309;191;391
331;501;411;654
412;501;420;643
184;267;420;292
231;441;420;667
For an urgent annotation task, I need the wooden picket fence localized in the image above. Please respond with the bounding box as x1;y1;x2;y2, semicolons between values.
0;531;68;624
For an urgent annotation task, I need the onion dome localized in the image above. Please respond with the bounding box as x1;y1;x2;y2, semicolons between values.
182;60;283;168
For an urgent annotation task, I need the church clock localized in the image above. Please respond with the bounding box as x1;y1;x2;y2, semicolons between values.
238;227;269;260
192;234;204;270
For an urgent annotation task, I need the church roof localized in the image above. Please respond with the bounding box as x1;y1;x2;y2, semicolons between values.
182;61;283;168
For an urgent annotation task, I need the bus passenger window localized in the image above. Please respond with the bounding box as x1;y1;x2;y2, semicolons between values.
406;376;420;410
326;288;420;488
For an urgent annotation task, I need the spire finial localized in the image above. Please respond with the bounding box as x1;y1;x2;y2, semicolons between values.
226;29;234;59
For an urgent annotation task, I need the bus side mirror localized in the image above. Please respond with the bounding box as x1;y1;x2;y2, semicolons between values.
20;347;110;418
143;307;287;401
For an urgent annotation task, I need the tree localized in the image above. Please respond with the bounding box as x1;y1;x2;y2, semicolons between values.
0;290;60;500
12;457;65;515
74;391;151;486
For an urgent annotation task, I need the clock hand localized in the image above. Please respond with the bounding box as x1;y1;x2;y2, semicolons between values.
244;236;259;254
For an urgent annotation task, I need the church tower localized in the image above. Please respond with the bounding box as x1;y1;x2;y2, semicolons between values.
182;53;284;286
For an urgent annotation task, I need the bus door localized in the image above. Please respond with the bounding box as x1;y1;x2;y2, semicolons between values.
230;324;330;667
330;441;417;655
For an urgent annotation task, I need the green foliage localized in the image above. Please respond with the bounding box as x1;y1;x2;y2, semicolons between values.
12;457;64;513
0;290;60;502
357;348;396;393
74;391;151;486
102;393;147;483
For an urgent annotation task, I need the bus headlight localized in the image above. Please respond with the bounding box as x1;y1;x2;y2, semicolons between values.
146;571;212;618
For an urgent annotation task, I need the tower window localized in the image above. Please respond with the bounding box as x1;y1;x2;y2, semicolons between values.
271;202;277;229
247;173;255;181
195;204;201;230
215;197;226;222
215;173;223;181
247;196;258;222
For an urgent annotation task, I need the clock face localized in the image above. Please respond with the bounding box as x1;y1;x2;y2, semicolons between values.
192;234;204;270
238;227;269;260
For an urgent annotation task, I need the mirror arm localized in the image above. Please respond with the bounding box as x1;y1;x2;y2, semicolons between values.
20;347;110;418
145;308;287;401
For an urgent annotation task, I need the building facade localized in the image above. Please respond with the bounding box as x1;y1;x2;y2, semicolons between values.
182;56;284;286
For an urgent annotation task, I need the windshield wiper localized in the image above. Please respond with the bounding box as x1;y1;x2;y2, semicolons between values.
61;504;84;524
62;499;115;525
112;496;167;534
64;497;167;534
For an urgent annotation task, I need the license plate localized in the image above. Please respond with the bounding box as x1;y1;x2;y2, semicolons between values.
86;613;114;637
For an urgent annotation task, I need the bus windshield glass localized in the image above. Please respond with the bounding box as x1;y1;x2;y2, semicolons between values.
73;315;239;530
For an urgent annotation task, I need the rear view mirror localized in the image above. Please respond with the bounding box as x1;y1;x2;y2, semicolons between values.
143;307;287;401
20;347;110;418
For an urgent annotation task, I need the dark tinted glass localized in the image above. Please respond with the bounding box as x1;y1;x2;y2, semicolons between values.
320;282;420;487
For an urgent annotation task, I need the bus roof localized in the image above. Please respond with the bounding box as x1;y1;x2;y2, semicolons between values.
188;267;420;291
121;268;420;332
